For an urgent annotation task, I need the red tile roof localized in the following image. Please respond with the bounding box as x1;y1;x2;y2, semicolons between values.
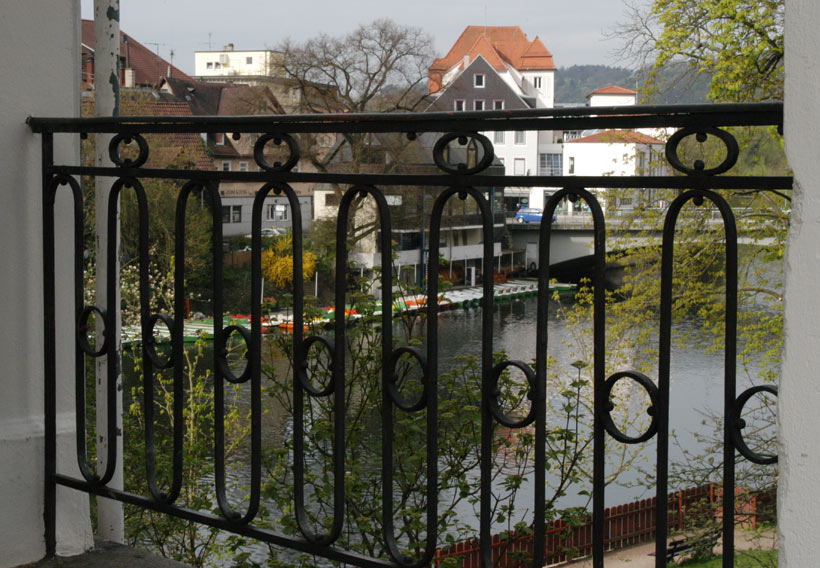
429;26;555;92
567;130;663;145
81;19;193;88
587;85;638;97
82;94;214;170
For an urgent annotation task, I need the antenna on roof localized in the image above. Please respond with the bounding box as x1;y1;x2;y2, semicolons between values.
484;5;487;35
208;32;213;51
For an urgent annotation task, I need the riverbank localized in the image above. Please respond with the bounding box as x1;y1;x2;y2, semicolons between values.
567;527;777;567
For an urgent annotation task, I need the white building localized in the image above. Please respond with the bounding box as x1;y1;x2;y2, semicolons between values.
194;45;284;80
426;26;563;216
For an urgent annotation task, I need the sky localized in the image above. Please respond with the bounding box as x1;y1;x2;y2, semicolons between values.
80;0;642;75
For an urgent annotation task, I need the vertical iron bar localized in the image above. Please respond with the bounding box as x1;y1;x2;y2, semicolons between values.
718;197;738;568
589;191;607;568
42;132;56;557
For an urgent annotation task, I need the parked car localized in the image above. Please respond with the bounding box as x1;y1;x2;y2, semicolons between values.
514;208;556;223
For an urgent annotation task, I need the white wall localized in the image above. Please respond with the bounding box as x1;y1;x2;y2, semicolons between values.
194;50;281;77
0;1;93;565
564;141;636;177
588;93;636;107
780;0;820;565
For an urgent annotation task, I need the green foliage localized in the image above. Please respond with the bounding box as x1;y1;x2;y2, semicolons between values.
616;0;784;103
122;339;250;567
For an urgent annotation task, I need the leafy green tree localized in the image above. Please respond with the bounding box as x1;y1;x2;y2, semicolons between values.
613;0;784;102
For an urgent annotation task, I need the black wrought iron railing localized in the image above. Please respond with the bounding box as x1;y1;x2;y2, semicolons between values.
29;103;791;568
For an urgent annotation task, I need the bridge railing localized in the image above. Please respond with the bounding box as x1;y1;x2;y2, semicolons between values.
29;102;791;567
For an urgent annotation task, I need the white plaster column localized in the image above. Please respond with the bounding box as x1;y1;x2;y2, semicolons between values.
781;0;820;565
0;1;93;566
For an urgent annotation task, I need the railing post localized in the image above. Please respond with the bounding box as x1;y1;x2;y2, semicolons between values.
93;0;124;543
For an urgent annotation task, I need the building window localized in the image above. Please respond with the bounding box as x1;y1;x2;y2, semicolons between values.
569;156;575;174
267;203;289;221
514;158;526;176
246;56;253;64
215;133;225;145
539;153;562;176
474;99;485;111
493;100;504;110
239;161;248;172
494;130;505;144
514;130;526;145
454;99;465;112
324;193;339;207
215;62;221;69
533;76;542;89
474;73;485;88
222;205;241;223
206;62;213;69
221;161;231;172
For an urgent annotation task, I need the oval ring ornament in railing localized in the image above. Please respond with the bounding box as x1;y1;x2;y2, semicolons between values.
488;360;537;429
144;313;175;370
253;132;300;172
432;131;495;175
387;346;429;412
299;335;336;397
77;305;108;357
108;133;149;168
731;384;778;465
216;324;252;383
665;126;740;176
601;370;659;444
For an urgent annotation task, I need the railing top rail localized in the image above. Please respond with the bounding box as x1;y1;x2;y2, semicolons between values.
27;101;784;134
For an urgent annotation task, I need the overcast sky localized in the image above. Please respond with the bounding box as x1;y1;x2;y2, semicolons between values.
80;0;642;75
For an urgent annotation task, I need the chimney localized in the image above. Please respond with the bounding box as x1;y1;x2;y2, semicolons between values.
225;43;234;51
463;54;470;67
124;68;136;88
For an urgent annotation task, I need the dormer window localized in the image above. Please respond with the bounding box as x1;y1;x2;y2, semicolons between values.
533;76;542;89
215;133;225;145
474;73;485;88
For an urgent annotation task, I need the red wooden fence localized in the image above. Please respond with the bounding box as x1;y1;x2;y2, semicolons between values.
433;484;773;567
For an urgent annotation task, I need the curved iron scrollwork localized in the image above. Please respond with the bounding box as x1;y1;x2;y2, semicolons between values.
432;132;495;174
539;187;607;567
143;313;175;370
665;126;739;176
488;360;537;429
601;371;659;445
253;133;300;172
215;325;252;383
34;104;790;568
387;346;429;413
108;133;149;168
732;385;778;465
299;336;336;397
76;305;108;357
658;188;738;562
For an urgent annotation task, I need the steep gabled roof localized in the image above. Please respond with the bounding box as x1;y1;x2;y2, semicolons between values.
81;19;193;87
161;76;224;115
429;26;556;92
518;37;554;70
567;130;663;145
587;85;638;97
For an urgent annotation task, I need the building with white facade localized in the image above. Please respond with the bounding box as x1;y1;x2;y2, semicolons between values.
194;45;284;80
426;26;563;219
